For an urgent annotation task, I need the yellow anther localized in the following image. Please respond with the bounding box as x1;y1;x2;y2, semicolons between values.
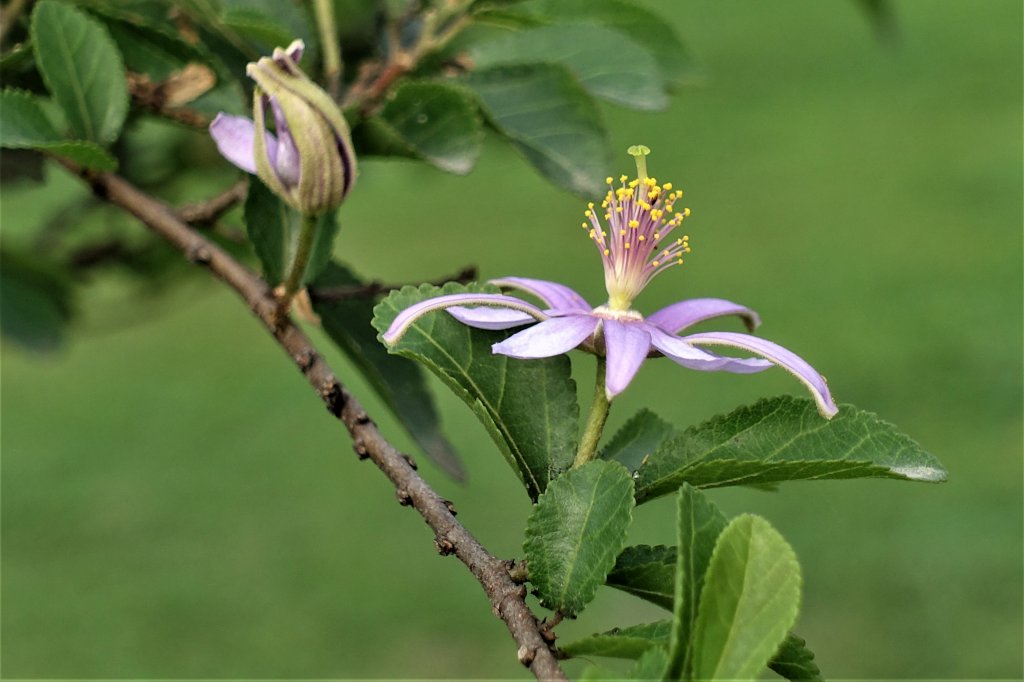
603;248;610;256
683;234;689;240
628;219;639;228
628;179;639;188
665;203;674;212
677;258;684;264
588;229;595;237
605;176;614;185
584;210;592;217
638;235;646;241
615;206;623;213
653;232;660;240
675;212;684;221
624;242;631;249
638;200;650;211
605;213;611;220
663;182;673;190
648;190;658;200
619;174;628;183
588;202;595;209
601;200;609;208
652;260;660;267
625;188;634;197
582;222;588;228
683;207;691;217
620;229;627;236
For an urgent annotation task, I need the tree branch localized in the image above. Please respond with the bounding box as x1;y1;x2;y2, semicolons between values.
177;179;248;225
308;265;478;301
59;161;568;682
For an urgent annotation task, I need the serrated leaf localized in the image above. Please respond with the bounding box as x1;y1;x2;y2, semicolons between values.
664;484;730;679
519;0;699;88
561;620;671;660
311;263;465;480
769;633;824;681
361;80;483;174
463;62;609;196
372;283;578;498
601;408;675;472
0;89;61;146
634;395;947;503
243;179;290;284
524;460;634;616
0;250;74;352
689;515;802;682
469;24;667;110
31;1;128;146
605;544;676;610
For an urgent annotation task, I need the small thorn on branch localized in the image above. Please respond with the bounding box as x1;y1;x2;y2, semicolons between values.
443;499;457;516
396;489;413;506
517;645;536;667
435;534;456;556
352;438;369;460
401;453;418;470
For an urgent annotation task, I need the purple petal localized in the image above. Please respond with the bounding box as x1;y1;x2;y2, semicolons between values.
603;319;653;399
383;294;546;345
448;306;537;330
490;277;591;312
647;297;761;334
492;314;598;359
269;98;300;187
680;331;838;418
648;326;772;374
209;113;276;174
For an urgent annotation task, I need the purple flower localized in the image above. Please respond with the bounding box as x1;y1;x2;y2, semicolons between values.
383;146;837;418
209;40;356;216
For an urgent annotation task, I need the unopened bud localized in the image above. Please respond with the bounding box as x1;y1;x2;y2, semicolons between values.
210;40;356;216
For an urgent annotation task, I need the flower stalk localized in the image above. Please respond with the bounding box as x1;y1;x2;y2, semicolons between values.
574;354;611;468
279;213;320;308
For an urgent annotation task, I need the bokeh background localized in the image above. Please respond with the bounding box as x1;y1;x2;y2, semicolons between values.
2;1;1021;678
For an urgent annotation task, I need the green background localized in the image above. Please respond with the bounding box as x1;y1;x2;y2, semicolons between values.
2;1;1021;678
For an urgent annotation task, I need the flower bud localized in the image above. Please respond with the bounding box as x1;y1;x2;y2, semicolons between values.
209;40;356;216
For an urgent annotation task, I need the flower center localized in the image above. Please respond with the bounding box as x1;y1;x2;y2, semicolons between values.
591;305;644;321
581;146;692;311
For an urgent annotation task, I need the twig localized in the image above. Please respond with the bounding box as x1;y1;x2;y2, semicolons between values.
177;179;248;224
59;160;568;682
309;266;477;302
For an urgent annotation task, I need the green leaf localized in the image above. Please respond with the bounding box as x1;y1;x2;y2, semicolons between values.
372;283;578;498
630;647;670;679
664;484;730;679
463;62;610;196
605;544;676;610
0;250;74;352
31;1;128;146
219;8;295;53
561;620;671;660
769;633;824;681
689;515;802;682
243;179;290;284
311;263;465;480
601;408;675;472
0;89;118;170
524;460;634;617
0;89;61;146
520;0;700;88
634;395;947;503
468;24;667;110
359;80;483;174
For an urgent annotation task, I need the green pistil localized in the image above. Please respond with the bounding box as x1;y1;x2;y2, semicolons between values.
627;144;651;183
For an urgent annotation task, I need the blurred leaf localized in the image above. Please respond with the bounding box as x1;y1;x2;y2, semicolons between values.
561;621;671;660
0;250;74;352
630;647;670;679
463;62;609;196
855;0;898;42
634;395;948;503
601;408;675;472
663;484;730;679
312;263;465;480
605;544;675;611
0;89;117;170
358;80;483;174
523;460;634;616
769;633;824;681
31;1;128;146
518;0;699;88
220;8;294;53
468;24;667;110
690;514;802;681
243;179;290;284
372;283;579;499
0;88;60;145
221;0;315;52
